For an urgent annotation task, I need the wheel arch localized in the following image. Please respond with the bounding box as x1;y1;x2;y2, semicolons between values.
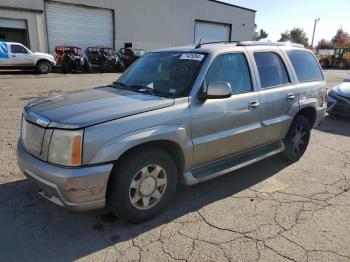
35;59;53;67
105;139;186;205
295;106;317;128
112;140;185;176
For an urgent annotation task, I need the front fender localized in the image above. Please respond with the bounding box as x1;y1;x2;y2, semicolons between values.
87;125;193;168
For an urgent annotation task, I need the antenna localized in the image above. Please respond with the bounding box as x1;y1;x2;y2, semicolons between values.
195;38;202;49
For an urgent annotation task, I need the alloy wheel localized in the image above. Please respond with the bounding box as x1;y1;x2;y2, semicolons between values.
129;164;167;210
291;125;306;154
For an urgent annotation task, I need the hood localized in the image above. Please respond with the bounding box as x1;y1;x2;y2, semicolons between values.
24;86;174;129
333;82;350;98
33;52;54;60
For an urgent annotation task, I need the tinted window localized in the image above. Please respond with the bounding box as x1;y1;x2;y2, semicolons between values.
254;52;290;88
205;53;252;94
11;44;28;54
287;50;324;82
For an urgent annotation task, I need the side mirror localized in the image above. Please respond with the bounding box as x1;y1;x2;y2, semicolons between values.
200;81;232;99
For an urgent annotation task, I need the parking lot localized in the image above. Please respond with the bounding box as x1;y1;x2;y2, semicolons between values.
0;70;349;262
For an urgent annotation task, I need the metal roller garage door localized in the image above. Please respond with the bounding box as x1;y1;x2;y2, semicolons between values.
195;21;231;44
45;2;113;53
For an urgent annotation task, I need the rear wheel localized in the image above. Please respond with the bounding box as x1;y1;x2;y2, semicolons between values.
319;59;329;68
63;57;71;74
117;62;125;73
99;62;106;73
36;60;51;74
282;114;311;163
85;62;92;73
337;60;348;69
107;149;178;223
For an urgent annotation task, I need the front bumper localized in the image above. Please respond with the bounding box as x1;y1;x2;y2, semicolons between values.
327;95;350;117
17;140;113;212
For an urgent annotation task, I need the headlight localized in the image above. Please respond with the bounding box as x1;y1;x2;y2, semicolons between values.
48;129;83;167
328;90;338;98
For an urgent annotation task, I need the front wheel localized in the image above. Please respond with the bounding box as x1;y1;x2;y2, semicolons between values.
282;114;311;163
107;149;178;223
36;61;51;74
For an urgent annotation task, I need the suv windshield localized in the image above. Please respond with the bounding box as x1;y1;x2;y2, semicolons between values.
117;52;206;97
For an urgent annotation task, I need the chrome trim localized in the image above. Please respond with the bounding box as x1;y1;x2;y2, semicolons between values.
182;141;285;186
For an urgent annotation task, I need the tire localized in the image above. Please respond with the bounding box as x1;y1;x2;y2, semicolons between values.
85;62;92;73
337;60;348;69
107;149;178;223
281;114;311;163
63;60;71;74
117;62;125;73
99;63;106;73
36;60;51;74
319;60;328;68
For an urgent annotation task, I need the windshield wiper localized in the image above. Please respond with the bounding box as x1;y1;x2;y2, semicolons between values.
111;81;128;89
128;85;170;98
110;82;170;98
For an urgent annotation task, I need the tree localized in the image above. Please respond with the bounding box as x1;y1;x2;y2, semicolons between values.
279;31;290;42
278;28;309;46
331;27;349;48
316;39;334;50
253;29;269;41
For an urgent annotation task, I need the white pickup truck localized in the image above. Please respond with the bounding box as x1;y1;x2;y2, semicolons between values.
0;41;56;74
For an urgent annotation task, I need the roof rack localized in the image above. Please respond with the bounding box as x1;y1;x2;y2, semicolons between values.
237;41;304;48
194;41;238;49
194;41;304;49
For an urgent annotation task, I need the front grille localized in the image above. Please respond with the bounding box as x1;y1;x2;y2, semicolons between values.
338;95;350;103
21;118;45;154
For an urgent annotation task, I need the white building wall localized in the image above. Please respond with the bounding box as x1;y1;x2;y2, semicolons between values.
0;0;255;52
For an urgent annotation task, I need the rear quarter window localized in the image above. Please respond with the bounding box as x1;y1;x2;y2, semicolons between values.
287;50;324;82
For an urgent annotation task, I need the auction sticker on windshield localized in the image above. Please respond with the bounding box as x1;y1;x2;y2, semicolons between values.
180;53;204;61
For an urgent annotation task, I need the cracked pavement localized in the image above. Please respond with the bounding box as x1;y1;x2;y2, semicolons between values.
0;70;349;262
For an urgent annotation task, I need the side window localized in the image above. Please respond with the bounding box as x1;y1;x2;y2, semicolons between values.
287;50;324;82
254;52;290;89
205;53;252;94
10;44;28;54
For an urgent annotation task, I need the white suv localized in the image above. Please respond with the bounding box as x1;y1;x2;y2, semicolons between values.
0;41;56;74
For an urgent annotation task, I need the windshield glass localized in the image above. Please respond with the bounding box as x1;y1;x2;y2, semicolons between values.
117;52;206;97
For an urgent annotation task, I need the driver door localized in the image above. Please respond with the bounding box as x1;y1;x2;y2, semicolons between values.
190;52;262;167
9;44;34;66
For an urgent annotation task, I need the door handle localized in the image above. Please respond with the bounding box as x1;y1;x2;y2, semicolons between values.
286;93;296;101
248;100;260;110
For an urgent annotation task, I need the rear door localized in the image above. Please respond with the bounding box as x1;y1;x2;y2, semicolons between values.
250;49;300;144
190;51;262;167
9;44;34;66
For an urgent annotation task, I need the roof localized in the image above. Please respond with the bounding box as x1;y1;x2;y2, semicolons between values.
208;0;256;13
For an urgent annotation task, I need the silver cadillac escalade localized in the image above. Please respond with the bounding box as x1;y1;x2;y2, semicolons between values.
17;41;327;223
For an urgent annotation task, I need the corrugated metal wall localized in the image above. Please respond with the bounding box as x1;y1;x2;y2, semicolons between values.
45;2;113;53
0;0;256;52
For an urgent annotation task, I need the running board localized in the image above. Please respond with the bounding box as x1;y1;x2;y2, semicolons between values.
182;141;285;185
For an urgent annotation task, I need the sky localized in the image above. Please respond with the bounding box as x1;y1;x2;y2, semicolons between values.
221;0;350;46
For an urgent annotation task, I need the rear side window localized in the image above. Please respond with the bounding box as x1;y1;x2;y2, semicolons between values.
287;50;324;82
205;53;252;94
254;52;290;89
